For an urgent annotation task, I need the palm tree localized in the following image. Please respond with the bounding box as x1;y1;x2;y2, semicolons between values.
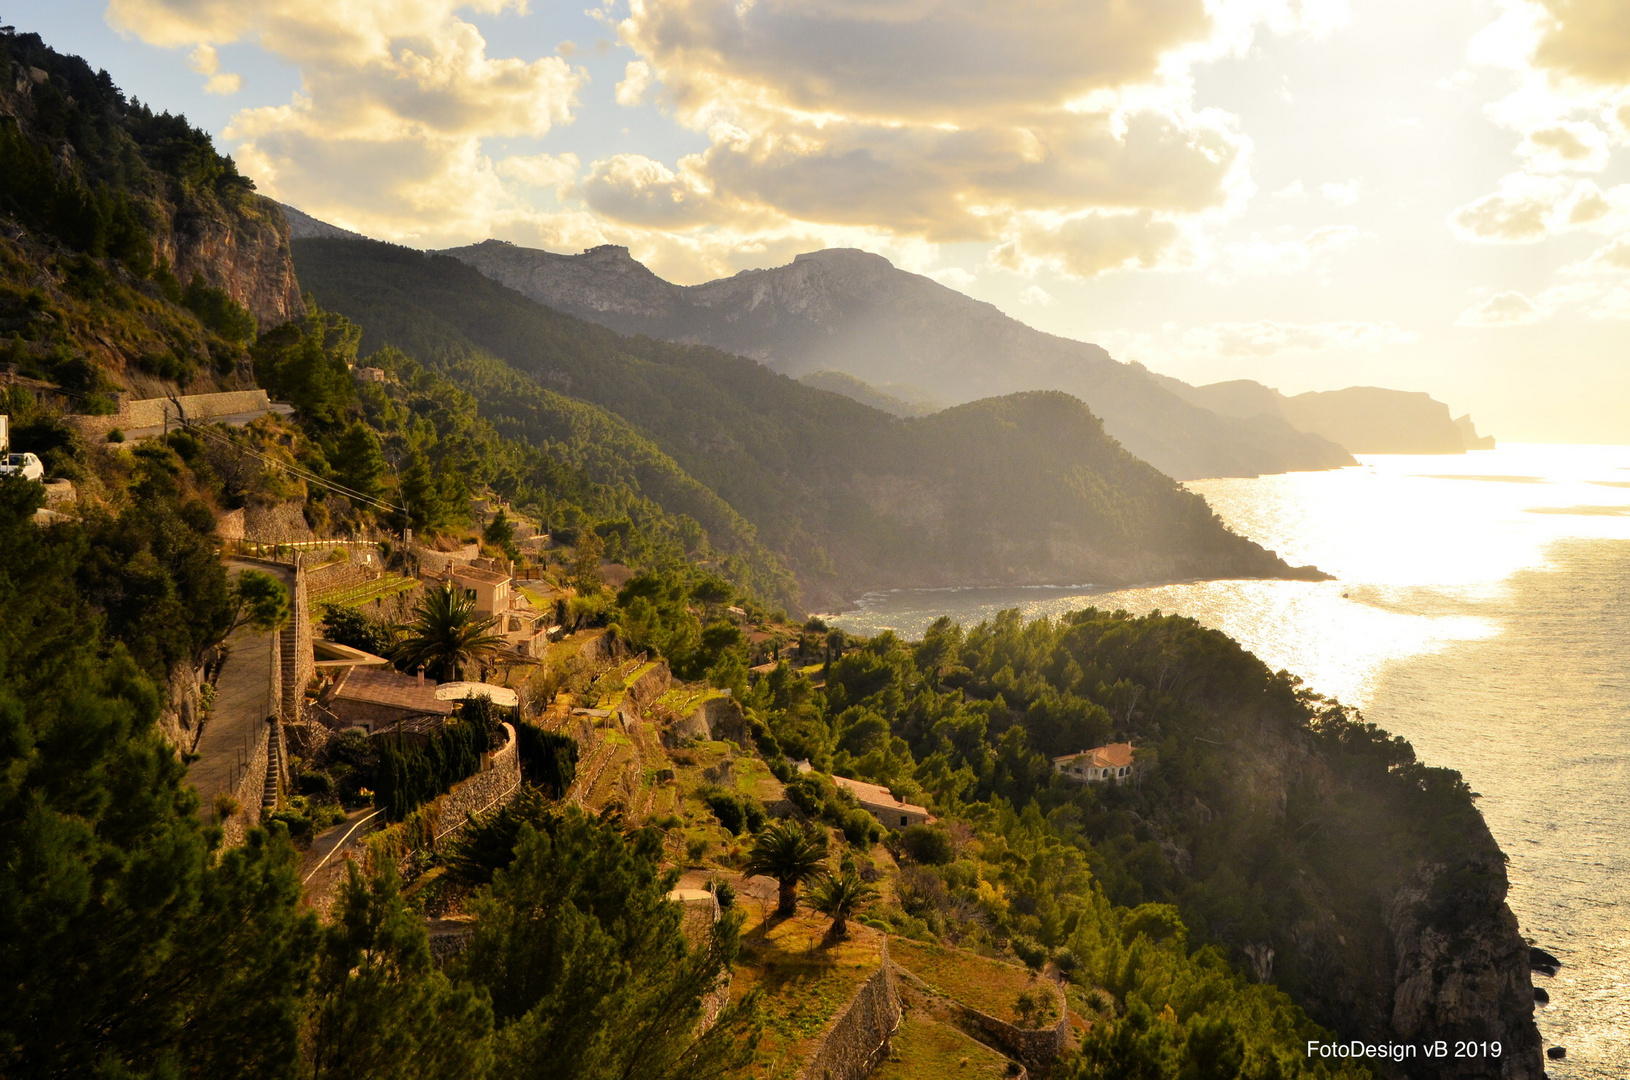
393;582;506;681
744;819;828;917
807;870;877;940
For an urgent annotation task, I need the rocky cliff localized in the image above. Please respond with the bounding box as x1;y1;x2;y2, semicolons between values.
0;32;303;335
440;241;1355;482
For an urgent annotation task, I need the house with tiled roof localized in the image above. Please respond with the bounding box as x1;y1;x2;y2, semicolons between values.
1053;743;1137;784
832;775;933;829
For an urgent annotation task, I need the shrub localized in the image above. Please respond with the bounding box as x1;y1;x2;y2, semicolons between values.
839;807;881;846
1012;935;1047;970
212;792;239;819
701;786;766;836
708;877;736;910
106;428;124;443
899;824;955;865
514;723;577;798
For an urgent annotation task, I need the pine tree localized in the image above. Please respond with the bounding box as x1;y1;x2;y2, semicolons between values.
458;812;759;1080
0;477;318;1079
306;866;493;1080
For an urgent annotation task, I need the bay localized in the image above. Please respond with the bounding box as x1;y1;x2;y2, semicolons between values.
826;444;1630;1078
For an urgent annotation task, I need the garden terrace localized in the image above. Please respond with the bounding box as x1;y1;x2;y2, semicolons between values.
868;1013;1014;1080
728;912;887;1080
887;937;1050;1025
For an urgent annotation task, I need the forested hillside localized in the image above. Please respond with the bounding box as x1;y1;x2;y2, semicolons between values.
292;238;1320;610
0;30;1541;1080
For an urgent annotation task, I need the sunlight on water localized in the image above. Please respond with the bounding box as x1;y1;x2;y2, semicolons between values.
827;445;1630;1077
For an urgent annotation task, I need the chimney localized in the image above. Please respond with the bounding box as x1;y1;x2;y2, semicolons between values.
417;665;426;686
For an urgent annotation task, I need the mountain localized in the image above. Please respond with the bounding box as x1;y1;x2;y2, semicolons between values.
277;201;366;241
290;237;1326;610
1171;379;1496;454
797;370;939;417
0;29;302;409
439;241;1356;481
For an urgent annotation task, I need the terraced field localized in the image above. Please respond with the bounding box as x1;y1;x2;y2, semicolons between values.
730;914;886;1080
888;938;1045;1024
869;1014;1012;1080
312;574;417;609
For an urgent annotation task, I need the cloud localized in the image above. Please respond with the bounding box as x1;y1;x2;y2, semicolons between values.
616;61;652;107
1572;233;1630;272
1447;174;1620;242
1019;285;1053;306
1529;0;1630;87
581;153;721;229
1180;319;1415;357
600;0;1341;278
1219;224;1359;276
1320;179;1360;205
109;0;585;245
1519;122;1609;171
993;210;1193;278
1458;291;1547;327
186;44;240;95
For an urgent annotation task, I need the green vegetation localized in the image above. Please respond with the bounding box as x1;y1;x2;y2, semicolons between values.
290;237;1303;609
392;582;506;682
744;820;830;917
0;28;271;392
806;869;878;939
375;709;501;822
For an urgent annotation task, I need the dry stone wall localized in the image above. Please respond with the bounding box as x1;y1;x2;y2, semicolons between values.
797;938;902;1080
438;723;522;831
67;389;272;439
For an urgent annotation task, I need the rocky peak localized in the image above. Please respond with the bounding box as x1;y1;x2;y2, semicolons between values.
439;239;686;321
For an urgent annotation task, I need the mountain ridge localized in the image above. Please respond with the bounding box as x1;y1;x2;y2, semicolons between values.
1170;378;1496;454
290;237;1326;610
439;239;1357;482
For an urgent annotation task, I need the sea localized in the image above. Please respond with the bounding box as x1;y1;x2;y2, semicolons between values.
825;444;1630;1077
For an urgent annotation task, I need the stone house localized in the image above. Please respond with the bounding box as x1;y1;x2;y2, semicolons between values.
833;775;933;829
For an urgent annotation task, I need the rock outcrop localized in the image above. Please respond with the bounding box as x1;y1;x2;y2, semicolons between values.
0;41;303;334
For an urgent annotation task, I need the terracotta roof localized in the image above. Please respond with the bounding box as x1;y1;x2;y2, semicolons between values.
333;668;455;714
832;775;929;816
1053;742;1135;769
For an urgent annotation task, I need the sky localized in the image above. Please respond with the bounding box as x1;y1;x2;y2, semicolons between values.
9;0;1630;443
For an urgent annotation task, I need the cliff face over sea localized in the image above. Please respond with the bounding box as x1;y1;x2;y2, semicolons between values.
1172;379;1496;455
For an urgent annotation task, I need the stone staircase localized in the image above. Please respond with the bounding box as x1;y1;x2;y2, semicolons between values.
279;626;299;721
261;722;282;812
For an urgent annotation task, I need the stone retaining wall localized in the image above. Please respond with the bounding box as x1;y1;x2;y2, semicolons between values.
305;551;380;599
948;984;1069;1070
365;723;522;877
67;389;272;439
438;722;522;832
890;963;1069;1072
797;938;902;1080
217;726;269;848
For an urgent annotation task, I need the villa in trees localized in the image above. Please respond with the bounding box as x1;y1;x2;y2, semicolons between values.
1053;743;1137;783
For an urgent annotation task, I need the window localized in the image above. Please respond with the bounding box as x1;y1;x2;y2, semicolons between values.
901;815;909;826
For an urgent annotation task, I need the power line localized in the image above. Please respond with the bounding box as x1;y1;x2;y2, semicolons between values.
177;417;409;517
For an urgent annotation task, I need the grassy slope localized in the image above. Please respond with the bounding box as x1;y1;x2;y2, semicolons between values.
292;239;1305;608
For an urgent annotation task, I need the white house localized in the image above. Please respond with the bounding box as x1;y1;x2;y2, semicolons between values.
1053;743;1137;783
